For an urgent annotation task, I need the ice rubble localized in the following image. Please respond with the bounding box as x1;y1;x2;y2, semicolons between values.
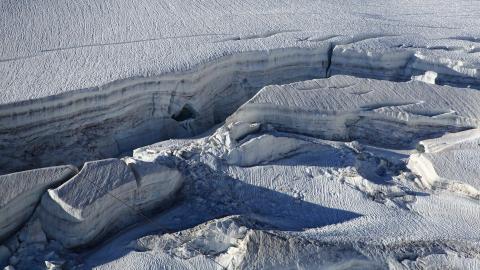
94;97;480;269
0;166;77;242
227;75;480;148
120;216;382;270
3;75;480;268
408;128;480;199
39;158;183;248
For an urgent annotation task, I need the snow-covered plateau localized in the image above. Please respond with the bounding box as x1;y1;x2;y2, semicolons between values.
1;0;480;269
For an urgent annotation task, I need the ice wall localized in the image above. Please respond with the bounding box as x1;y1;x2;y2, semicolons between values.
227;75;480;148
0;47;329;173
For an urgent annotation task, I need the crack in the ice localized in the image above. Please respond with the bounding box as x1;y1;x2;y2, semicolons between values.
214;29;301;43
325;43;334;77
305;35;341;43
360;100;424;111
449;36;480;43
40;33;231;53
0;54;40;63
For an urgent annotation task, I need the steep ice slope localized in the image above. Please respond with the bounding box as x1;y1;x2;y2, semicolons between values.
0;47;329;173
227;75;480;148
2;0;480;173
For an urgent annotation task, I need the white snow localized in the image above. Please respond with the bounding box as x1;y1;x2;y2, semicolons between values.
1;0;479;104
2;1;480;269
38;158;183;248
226;134;308;167
2;0;480;173
0;165;77;242
408;129;480;198
89;113;480;268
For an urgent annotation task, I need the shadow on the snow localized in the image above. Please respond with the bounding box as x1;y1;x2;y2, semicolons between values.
84;157;361;268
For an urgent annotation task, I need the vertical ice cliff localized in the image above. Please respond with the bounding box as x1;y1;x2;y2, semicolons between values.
227;75;480;148
0;47;329;174
1;35;480;174
330;35;480;88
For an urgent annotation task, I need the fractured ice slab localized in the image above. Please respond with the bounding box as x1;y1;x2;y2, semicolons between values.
330;35;480;87
0;165;77;242
39;158;183;248
226;134;308;167
408;129;480;198
227;75;480;148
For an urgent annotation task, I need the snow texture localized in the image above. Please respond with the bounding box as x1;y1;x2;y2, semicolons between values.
38;158;183;248
0;166;77;242
88;112;480;269
2;0;480;173
2;0;480;269
228;75;480;148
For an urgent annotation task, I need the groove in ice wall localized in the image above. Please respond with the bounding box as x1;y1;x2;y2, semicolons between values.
0;47;329;173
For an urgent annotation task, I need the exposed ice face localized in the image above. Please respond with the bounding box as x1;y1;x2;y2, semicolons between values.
38;158;183;248
2;75;480;269
226;134;308;167
2;1;480;173
0;47;330;173
227;75;480;148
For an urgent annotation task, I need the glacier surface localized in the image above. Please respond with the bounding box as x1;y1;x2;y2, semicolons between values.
1;0;480;269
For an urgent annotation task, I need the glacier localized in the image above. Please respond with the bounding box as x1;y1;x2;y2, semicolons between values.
1;1;480;174
1;0;480;269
